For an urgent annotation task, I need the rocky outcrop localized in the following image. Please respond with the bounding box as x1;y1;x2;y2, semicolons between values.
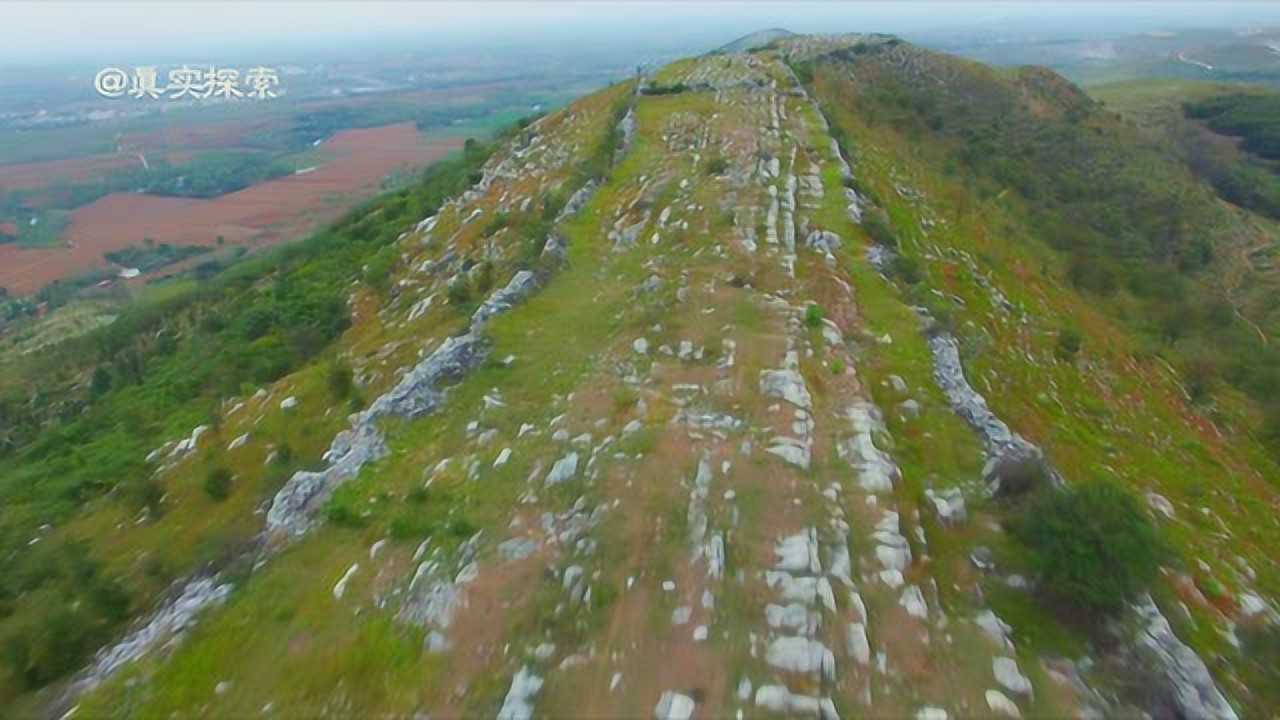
266;423;390;535
398;533;483;651
1132;595;1238;720
267;268;545;536
616;108;637;161
926;332;1058;495
472;270;538;330
63;576;231;702
557;180;599;223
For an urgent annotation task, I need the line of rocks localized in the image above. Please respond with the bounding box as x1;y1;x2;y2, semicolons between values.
58;576;231;711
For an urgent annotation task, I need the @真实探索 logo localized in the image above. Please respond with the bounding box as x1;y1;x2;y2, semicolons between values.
94;65;281;100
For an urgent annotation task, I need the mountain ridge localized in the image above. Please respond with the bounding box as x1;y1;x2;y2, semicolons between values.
1;32;1276;719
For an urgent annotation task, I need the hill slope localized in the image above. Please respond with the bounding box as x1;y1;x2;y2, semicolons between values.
1;34;1277;719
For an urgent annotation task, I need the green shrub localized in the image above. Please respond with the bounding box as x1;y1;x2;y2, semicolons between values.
473;261;494;295
362;246;397;291
327;360;354;400
704;157;729;176
389;513;434;540
805;304;825;329
447;278;472;306
448;518;477;538
325;502;367;528
862;208;897;247
203;467;233;501
891;255;923;284
639;82;688;96
481;212;510;237
1015;481;1161;613
1056;328;1082;360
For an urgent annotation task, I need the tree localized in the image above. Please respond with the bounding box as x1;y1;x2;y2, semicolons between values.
1016;481;1161;614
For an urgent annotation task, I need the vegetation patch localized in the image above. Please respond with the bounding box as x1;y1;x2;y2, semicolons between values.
1012;481;1162;615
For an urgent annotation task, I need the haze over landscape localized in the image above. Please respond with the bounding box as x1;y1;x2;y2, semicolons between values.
3;3;1280;719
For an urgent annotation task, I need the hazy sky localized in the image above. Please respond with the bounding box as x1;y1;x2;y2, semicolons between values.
5;2;1280;64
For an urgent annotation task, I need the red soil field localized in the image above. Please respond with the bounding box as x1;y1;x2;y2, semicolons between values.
0;154;150;193
0;123;461;296
115;117;276;155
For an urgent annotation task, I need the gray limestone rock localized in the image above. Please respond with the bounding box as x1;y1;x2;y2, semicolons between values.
1133;595;1238;720
925;487;967;525
545;452;580;486
766;636;836;680
654;691;696;720
846;622;871;665
993;656;1033;697
986;689;1022;718
496;666;544;720
760;368;812;410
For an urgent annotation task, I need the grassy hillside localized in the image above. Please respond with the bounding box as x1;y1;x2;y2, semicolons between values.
797;38;1280;714
0;134;502;705
1092;79;1280;443
2;35;1277;720
796;43;1280;453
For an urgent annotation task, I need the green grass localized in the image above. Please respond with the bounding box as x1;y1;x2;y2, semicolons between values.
812;56;1280;715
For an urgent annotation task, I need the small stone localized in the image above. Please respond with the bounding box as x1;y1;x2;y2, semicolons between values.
533;642;556;661
986;689;1022;718
898;399;921;419
545;452;579;485
693;625;708;641
846;622;871;665
495;448;513;467
563;565;584;591
633;338;650;355
1239;593;1269;617
925;487;966;525
975;610;1014;650
333;563;359;600
1146;492;1176;520
900;585;928;619
993;656;1033;696
654;690;696;720
970;546;995;572
280;397;298;411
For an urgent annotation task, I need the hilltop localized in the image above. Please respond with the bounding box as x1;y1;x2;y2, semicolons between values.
1;33;1277;719
717;28;797;54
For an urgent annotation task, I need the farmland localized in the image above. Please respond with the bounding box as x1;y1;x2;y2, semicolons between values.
0;123;462;295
